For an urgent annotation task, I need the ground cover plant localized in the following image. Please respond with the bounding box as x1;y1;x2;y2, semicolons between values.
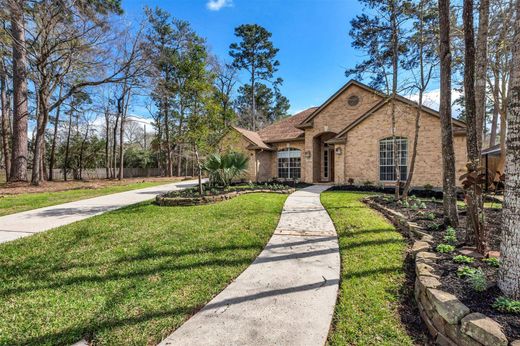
0;193;287;345
321;191;429;345
0;179;181;217
371;194;519;340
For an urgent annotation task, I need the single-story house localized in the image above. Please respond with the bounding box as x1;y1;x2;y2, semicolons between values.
218;79;468;188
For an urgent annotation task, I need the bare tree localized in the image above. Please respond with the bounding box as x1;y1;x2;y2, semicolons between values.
475;0;489;150
439;0;459;226
0;56;10;180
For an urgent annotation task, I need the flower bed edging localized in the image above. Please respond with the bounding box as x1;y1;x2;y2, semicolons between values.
155;188;295;206
363;196;517;346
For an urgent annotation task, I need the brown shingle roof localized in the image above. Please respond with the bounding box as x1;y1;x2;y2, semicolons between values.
231;126;271;150
258;107;318;143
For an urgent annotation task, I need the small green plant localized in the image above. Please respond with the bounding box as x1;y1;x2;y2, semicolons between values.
436;244;455;253
411;203;419;211
492;296;520;314
457;265;478;278
430;197;437;202
482;257;500;267
427;212;436;221
467;268;487;292
444;226;458;244
429;223;441;231
453;255;474;264
402;200;410;208
418;202;427;209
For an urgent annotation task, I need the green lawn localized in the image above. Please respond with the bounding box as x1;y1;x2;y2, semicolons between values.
322;191;416;345
0;180;178;217
0;193;287;346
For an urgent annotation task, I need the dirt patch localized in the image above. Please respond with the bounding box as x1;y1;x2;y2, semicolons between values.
372;195;502;251
0;177;189;195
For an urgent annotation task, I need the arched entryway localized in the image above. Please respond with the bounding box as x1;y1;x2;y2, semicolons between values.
312;132;337;183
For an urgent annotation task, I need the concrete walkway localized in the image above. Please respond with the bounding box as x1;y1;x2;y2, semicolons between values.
159;185;340;346
0;179;199;244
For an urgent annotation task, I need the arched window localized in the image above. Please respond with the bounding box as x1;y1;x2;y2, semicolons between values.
277;148;301;179
379;137;408;181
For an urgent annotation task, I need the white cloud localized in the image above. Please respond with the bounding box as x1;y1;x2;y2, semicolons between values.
206;0;233;11
409;88;463;115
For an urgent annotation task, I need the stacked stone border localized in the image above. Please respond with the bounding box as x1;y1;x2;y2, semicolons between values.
156;188;295;206
363;196;518;346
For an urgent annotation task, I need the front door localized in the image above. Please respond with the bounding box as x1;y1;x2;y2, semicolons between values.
322;146;335;182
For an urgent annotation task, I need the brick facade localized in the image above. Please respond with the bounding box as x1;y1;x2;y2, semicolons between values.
219;80;468;188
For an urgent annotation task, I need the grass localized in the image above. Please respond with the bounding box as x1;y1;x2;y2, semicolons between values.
0;193;287;346
322;191;415;345
0;181;177;216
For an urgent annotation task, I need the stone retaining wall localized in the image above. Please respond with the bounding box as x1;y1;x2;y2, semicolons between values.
156;189;295;206
363;197;518;346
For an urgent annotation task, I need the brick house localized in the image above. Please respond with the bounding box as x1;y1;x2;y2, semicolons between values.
218;80;468;188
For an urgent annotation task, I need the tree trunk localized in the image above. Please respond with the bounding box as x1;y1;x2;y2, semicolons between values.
498;0;520;299
105;111;110;179
31;89;50;186
9;0;29;182
49;87;63;181
390;0;400;200
475;0;489;151
463;0;485;252
164;100;172;177
79;125;89;180
112;113;119;179
63;109;73;181
0;64;11;181
194;144;203;196
439;0;459;227
489;70;500;147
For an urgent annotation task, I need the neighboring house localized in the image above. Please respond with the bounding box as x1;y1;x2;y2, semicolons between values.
218;79;468;188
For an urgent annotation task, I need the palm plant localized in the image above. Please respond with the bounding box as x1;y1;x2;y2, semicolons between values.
203;152;249;187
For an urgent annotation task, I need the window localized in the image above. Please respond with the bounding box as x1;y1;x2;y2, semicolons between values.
379;137;408;181
277;148;301;179
347;95;360;107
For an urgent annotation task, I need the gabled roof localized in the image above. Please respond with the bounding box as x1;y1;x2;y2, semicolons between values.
258;107;318;143
231;126;272;150
334;97;467;139
299;79;467;130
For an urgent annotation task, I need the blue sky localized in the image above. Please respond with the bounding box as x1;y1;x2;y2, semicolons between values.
122;0;367;115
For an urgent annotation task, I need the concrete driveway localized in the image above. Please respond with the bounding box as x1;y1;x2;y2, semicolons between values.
0;179;199;244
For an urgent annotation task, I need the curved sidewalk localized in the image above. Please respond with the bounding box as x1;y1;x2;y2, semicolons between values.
0;179;199;244
159;185;340;346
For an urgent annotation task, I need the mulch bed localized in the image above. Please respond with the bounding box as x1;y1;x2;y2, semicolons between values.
371;195;519;342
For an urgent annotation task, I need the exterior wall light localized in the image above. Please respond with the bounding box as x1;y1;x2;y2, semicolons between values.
335;147;342;155
305;150;311;159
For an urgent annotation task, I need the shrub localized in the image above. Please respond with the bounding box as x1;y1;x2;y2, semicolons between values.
467;268;487;292
423;184;434;191
203;152;249;187
347;178;355;186
436;244;455;253
363;180;373;187
482;257;500;267
457;265;478;278
493;297;520;314
453;255;474;264
444;227;458;244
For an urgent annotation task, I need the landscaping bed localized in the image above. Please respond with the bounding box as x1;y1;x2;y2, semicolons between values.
365;195;519;345
156;183;295;206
